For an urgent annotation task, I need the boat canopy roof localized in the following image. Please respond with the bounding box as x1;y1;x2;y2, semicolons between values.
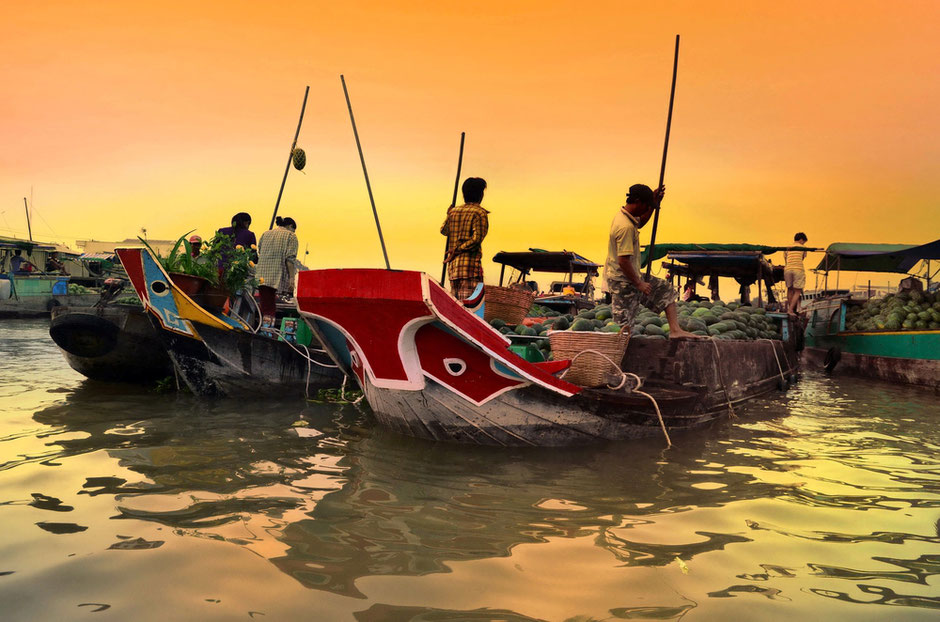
492;249;600;274
814;240;940;273
79;252;116;262
0;236;58;252
640;243;818;268
661;250;778;281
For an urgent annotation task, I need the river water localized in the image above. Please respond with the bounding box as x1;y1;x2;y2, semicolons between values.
1;319;938;621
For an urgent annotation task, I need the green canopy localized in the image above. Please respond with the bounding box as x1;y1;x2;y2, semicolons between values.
814;240;940;273
640;243;804;268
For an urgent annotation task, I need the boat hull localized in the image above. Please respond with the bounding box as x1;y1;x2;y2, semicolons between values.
49;304;172;382
803;296;940;388
1;293;100;318
296;268;801;447
159;320;344;398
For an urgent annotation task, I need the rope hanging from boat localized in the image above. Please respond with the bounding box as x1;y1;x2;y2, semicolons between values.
709;339;737;419
559;349;672;448
757;338;787;386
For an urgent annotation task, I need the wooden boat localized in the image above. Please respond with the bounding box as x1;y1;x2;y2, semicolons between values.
802;240;940;388
49;302;172;382
114;247;345;398
1;236;103;317
295;268;800;446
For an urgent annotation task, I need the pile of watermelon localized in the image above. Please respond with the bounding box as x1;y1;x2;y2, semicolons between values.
490;299;783;358
844;290;940;332
631;299;782;341
490;305;621;360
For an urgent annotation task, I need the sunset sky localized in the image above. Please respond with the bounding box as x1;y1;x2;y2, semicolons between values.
2;1;937;288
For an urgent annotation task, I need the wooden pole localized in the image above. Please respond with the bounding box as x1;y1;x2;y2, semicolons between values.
23;197;32;241
441;132;466;285
269;86;310;230
645;34;680;277
341;75;390;269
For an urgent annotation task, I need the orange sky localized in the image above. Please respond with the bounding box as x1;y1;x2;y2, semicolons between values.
1;1;938;285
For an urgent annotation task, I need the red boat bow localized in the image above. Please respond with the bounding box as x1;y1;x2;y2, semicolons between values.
296;269;582;404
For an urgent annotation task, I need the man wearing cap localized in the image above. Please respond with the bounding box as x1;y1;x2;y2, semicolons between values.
188;235;202;258
605;184;700;340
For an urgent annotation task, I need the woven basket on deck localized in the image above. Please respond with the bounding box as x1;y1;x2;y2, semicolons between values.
483;285;536;325
548;330;630;388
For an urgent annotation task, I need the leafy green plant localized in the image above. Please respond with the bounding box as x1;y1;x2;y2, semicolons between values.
138;231;258;295
198;232;258;294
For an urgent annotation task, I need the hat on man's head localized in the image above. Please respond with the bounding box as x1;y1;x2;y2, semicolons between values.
626;184;655;205
189;235;202;244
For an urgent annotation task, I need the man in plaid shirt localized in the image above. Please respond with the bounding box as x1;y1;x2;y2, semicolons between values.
441;177;489;299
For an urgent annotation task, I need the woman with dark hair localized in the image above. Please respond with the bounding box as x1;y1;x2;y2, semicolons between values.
217;212;257;249
255;216;299;319
441;177;489;299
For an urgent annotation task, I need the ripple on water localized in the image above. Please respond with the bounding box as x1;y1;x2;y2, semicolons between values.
0;320;939;619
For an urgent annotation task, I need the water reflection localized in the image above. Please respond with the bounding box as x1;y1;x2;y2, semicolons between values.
7;319;940;618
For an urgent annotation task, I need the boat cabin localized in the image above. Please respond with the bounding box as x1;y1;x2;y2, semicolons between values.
492;249;600;313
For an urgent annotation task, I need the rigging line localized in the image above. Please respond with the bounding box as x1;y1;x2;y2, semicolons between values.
32;209;61;239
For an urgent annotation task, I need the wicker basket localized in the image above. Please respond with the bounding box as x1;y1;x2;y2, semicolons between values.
548;330;630;388
483;285;536;325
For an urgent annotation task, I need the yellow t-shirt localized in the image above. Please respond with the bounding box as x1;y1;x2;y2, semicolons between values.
604;209;640;284
784;242;806;271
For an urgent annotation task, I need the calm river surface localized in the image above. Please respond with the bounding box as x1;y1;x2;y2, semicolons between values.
1;319;938;621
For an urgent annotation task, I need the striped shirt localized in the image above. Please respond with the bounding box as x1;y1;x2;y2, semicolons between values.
784;242;806;271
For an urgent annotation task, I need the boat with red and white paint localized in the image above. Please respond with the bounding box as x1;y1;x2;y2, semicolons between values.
295;269;800;446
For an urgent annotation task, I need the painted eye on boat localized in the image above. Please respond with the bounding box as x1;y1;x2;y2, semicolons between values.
150;280;169;296
444;358;467;376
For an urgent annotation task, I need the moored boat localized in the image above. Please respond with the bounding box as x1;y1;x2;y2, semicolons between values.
1;237;101;317
49;301;172;382
115;246;345;397
802;240;940;389
295;268;800;446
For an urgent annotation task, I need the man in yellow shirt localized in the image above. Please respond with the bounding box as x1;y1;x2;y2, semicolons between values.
605;184;699;340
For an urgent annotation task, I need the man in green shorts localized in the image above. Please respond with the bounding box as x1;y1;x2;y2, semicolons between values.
604;184;700;340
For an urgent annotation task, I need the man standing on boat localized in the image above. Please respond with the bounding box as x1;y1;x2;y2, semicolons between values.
784;232;808;315
441;177;489;300
605;184;700;340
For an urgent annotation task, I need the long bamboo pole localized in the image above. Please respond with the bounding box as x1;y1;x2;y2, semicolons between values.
23;197;32;241
441;132;466;285
269;86;310;230
341;75;390;269
645;34;680;277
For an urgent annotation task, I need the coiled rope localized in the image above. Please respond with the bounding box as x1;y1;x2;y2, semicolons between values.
559;349;671;448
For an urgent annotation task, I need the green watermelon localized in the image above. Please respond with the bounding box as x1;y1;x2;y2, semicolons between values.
570;318;594;331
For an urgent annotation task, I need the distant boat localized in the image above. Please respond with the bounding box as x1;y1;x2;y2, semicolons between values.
802;240;940;388
1;236;101;317
114;246;345;398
